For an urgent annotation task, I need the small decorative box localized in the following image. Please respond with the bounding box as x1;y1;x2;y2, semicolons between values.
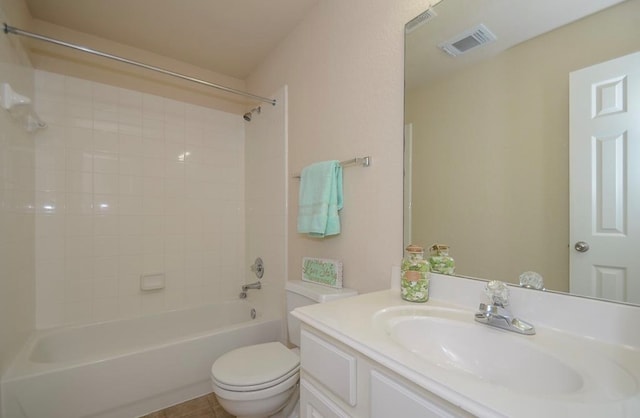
302;257;343;288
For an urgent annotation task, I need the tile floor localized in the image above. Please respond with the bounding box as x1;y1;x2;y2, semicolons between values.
140;392;235;418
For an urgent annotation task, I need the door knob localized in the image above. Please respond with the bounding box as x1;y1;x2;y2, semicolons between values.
574;241;590;252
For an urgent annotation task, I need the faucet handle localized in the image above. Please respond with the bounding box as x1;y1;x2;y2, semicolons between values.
519;271;545;290
485;280;509;307
250;257;264;279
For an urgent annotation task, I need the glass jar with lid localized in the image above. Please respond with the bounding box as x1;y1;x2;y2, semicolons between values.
428;244;455;275
401;244;430;302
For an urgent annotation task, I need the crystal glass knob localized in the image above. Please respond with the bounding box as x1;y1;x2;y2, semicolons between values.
485;280;510;307
519;271;545;290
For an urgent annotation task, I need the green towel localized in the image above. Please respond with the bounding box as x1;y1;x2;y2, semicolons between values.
297;160;343;237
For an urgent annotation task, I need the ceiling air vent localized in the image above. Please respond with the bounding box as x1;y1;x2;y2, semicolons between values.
439;23;496;57
405;8;437;34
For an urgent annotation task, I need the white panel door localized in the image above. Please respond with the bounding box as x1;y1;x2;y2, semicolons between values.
569;51;640;304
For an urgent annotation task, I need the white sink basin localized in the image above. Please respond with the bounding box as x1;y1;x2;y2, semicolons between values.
374;306;584;395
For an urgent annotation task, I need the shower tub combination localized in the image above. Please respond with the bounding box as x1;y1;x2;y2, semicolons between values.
1;301;282;418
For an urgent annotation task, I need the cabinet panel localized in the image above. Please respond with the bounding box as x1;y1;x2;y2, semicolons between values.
371;370;463;418
300;378;352;418
301;329;357;406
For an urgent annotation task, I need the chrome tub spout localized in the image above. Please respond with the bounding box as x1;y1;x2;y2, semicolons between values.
242;281;262;292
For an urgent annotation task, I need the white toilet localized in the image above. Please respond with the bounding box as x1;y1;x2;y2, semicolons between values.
211;280;357;418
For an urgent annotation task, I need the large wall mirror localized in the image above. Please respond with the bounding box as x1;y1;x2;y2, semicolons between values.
404;0;640;305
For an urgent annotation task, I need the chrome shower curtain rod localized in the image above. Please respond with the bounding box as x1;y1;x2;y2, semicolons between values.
3;23;277;106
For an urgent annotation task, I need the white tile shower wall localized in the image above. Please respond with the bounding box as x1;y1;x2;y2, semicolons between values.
34;70;246;329
0;2;36;377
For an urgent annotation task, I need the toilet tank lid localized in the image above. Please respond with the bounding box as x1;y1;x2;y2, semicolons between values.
285;280;357;302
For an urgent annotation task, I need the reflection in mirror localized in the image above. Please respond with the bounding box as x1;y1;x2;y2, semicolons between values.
404;0;640;305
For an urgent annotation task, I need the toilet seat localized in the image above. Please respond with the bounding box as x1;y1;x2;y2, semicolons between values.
212;371;299;402
211;342;300;392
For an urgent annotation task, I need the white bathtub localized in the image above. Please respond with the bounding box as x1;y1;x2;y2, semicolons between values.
1;301;282;418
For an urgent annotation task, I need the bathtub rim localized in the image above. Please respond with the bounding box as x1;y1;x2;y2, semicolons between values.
2;301;281;382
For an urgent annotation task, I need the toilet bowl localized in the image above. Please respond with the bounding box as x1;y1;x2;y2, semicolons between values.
213;370;298;418
211;280;357;418
211;342;299;418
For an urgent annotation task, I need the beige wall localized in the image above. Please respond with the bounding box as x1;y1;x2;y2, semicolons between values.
406;0;640;292
247;0;433;293
0;0;35;378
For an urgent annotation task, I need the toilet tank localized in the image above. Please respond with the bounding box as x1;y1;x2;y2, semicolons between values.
285;280;357;347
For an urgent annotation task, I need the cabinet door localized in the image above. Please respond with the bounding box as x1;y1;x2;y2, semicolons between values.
371;370;463;418
300;378;352;418
301;329;357;406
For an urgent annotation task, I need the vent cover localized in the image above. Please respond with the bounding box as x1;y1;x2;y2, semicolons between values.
439;24;496;57
405;8;437;34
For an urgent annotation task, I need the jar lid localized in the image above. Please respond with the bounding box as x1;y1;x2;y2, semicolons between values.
405;244;424;253
430;243;449;253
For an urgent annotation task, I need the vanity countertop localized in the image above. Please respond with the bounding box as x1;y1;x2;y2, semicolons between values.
292;281;640;418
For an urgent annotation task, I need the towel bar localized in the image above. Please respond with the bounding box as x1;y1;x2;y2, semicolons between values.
293;156;371;179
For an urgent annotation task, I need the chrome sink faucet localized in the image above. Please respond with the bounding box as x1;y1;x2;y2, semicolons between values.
474;281;535;335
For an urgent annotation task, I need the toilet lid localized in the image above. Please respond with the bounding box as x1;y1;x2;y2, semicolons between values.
211;342;300;391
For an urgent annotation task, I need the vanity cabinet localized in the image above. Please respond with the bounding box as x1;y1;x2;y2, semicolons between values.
300;329;357;406
299;326;473;418
300;377;352;418
370;369;466;418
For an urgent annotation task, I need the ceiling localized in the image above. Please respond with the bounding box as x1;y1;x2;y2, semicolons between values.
24;0;319;80
405;0;626;89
